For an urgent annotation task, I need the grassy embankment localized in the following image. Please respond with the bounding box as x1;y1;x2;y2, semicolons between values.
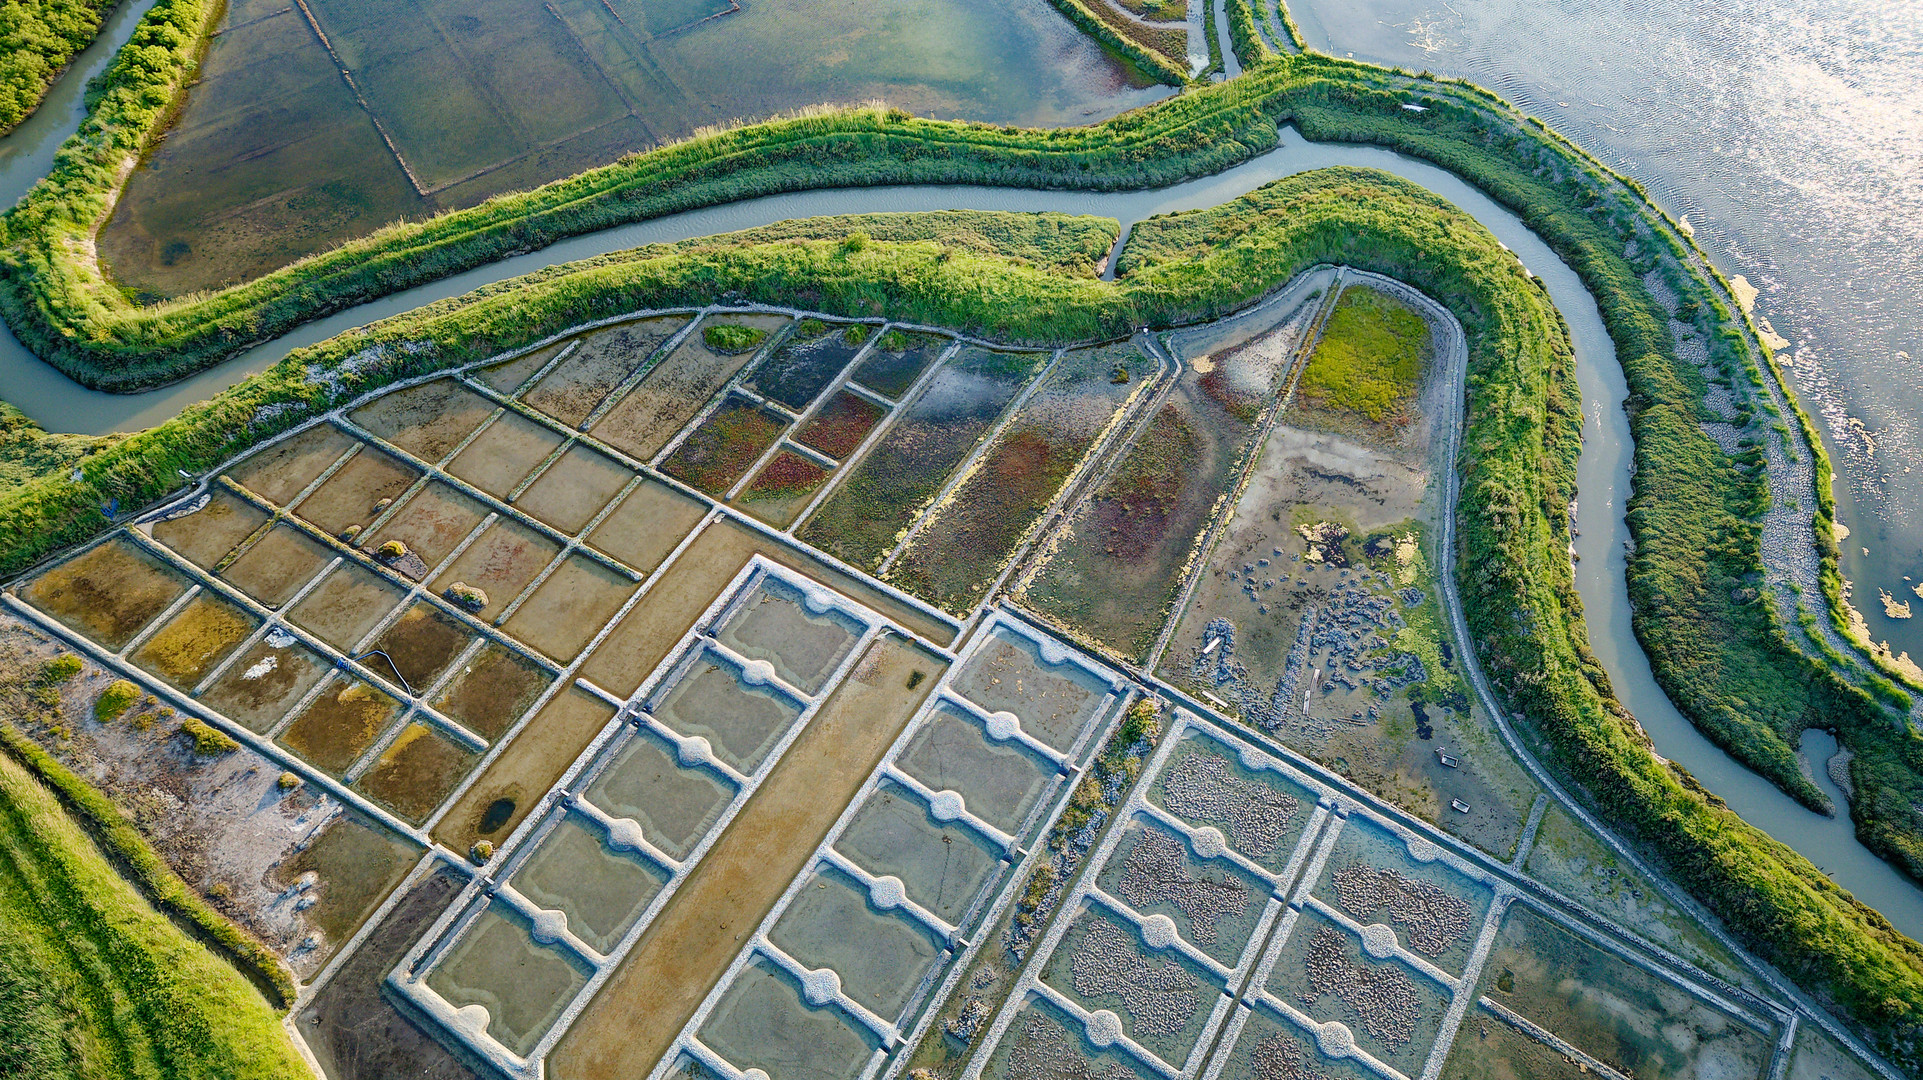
0;659;303;1077
0;0;117;135
1036;0;1190;82
6;170;1923;1066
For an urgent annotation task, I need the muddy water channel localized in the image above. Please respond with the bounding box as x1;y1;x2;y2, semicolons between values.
4;90;1922;932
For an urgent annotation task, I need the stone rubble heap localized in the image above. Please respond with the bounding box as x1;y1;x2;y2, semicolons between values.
1115;827;1250;945
1069;918;1200;1036
1300;927;1423;1049
1160;750;1301;857
1329;861;1473;957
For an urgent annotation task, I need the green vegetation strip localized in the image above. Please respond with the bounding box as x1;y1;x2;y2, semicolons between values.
0;0;116;135
0;732;306;1077
1037;0;1190;83
4;173;1921;1063
0;720;298;1008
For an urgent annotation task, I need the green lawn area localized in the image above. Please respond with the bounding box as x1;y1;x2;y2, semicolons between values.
1297;284;1430;423
0;746;307;1079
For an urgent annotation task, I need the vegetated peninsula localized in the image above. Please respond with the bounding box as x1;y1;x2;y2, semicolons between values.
0;0;116;134
1;0;1921;1077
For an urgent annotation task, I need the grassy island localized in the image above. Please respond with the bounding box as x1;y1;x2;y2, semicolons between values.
2;0;1922;1070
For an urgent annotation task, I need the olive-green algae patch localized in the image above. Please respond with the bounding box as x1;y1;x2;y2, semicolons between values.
367;601;474;689
354;722;482;824
279;676;403;775
434;643;552;741
131;593;259;689
1297;284;1432;430
25;537;192;650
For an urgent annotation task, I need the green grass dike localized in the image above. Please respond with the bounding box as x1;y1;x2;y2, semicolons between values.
3;172;1923;1067
3;0;1923;1066
0;735;305;1078
0;0;119;135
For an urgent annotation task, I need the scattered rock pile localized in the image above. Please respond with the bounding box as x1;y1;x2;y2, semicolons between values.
1160;750;1300;856
1300;927;1422;1048
1115;827;1249;945
1069;919;1199;1035
1248;1032;1339;1080
1329;861;1472;957
1003;1010;1142;1080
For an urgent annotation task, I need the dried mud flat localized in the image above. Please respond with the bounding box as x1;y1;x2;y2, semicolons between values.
0;613;420;978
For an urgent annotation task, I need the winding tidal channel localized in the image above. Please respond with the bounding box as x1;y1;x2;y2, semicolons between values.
3;30;1921;937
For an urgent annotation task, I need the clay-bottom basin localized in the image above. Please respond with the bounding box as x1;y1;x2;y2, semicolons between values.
24;536;191;650
586;478;707;573
288;562;408;652
512;814;670;954
131;593;259;689
296;446;421;538
696;956;880;1080
650;651;803;775
769;865;943;1020
226;423;358;506
833;781;1002;926
220;524;334;607
951;627;1110;754
514;444;633;536
151;490;271;569
501;555;638;662
523;317;685;428
433;644;552;742
353;722;481;825
715;576;863;695
365;482;490;572
203;633;332;732
279;675;403;775
426;901;593;1057
350;378;498;465
583;729;735;862
895;700;1054;837
448;411;567;498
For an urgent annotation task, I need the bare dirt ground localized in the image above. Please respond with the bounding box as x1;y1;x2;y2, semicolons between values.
1157;293;1540;859
0;612;421;979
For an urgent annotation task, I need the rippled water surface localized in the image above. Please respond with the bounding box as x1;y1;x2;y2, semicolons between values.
1291;0;1923;670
